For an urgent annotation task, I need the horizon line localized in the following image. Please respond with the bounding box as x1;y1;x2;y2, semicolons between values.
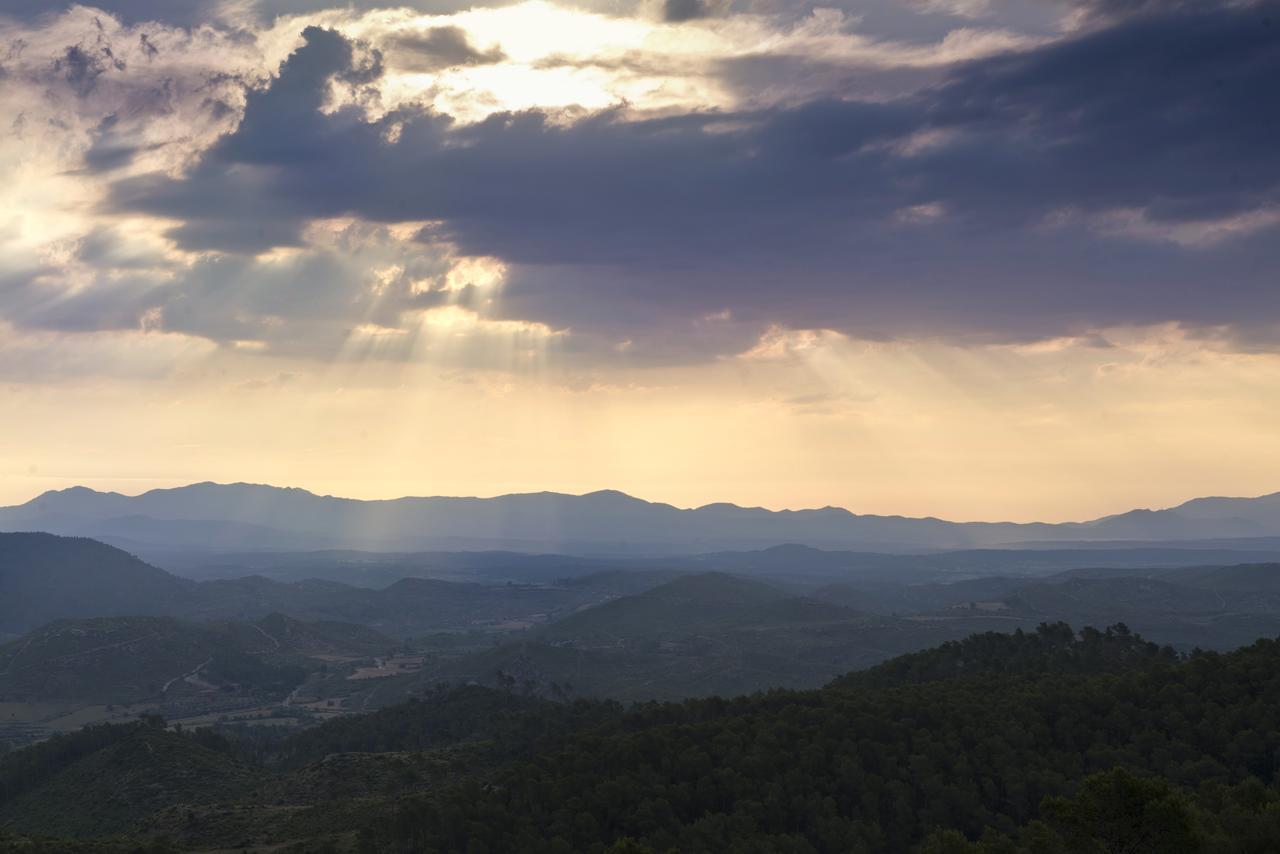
9;479;1280;529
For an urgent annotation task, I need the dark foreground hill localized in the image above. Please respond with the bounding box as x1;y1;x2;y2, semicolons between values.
2;624;1280;852
305;630;1280;854
0;718;253;838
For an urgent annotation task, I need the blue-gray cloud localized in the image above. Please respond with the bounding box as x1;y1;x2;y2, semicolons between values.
0;0;213;26
96;1;1280;351
0;0;627;27
384;25;506;72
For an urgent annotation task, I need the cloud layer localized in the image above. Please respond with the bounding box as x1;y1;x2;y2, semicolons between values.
3;0;1278;365
5;0;1280;521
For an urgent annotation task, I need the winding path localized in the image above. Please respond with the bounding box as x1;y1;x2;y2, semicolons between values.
162;656;212;695
251;624;282;652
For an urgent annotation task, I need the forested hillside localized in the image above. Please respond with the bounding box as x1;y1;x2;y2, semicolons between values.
0;718;252;838
832;622;1181;690
366;631;1280;852
1;624;1278;852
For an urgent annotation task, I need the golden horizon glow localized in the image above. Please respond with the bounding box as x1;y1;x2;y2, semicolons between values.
3;322;1280;524
1;3;1276;528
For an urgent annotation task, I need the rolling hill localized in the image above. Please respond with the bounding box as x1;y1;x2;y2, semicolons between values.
537;572;789;642
0;719;254;837
377;574;1013;701
1159;562;1280;592
0;533;194;634
0;613;396;705
0;533;668;638
6;629;1280;851
5;531;1280;718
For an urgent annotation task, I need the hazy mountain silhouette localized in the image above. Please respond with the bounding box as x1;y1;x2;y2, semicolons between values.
4;482;1280;554
0;533;682;638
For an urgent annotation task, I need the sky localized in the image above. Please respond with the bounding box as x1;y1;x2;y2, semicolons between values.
0;0;1278;521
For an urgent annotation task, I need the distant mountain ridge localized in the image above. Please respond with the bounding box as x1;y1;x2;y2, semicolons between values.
4;482;1280;554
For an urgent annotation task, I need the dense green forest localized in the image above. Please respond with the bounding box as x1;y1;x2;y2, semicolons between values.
2;624;1279;852
832;621;1182;689
364;627;1280;853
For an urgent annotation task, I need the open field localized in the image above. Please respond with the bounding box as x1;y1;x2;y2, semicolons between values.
0;700;159;748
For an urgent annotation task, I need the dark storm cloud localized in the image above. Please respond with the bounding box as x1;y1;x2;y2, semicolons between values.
918;8;1280;220
105;3;1280;347
1068;0;1234;22
52;41;126;94
663;0;711;22
0;0;619;27
385;26;506;72
81;114;158;173
0;0;242;27
713;54;936;104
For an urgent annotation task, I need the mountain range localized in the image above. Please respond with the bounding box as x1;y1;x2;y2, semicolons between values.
5;482;1280;554
5;527;1280;752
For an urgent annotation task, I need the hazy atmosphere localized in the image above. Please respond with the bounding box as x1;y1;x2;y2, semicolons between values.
3;3;1280;851
4;0;1279;520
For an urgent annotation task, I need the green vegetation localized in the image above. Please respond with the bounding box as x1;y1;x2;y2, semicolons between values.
833;622;1181;690
915;768;1280;853
399;573;1010;702
0;717;252;837
6;533;1280;851
351;631;1280;852
1;624;1279;852
0;612;405;752
274;684;619;769
0;616;353;706
0;837;177;853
